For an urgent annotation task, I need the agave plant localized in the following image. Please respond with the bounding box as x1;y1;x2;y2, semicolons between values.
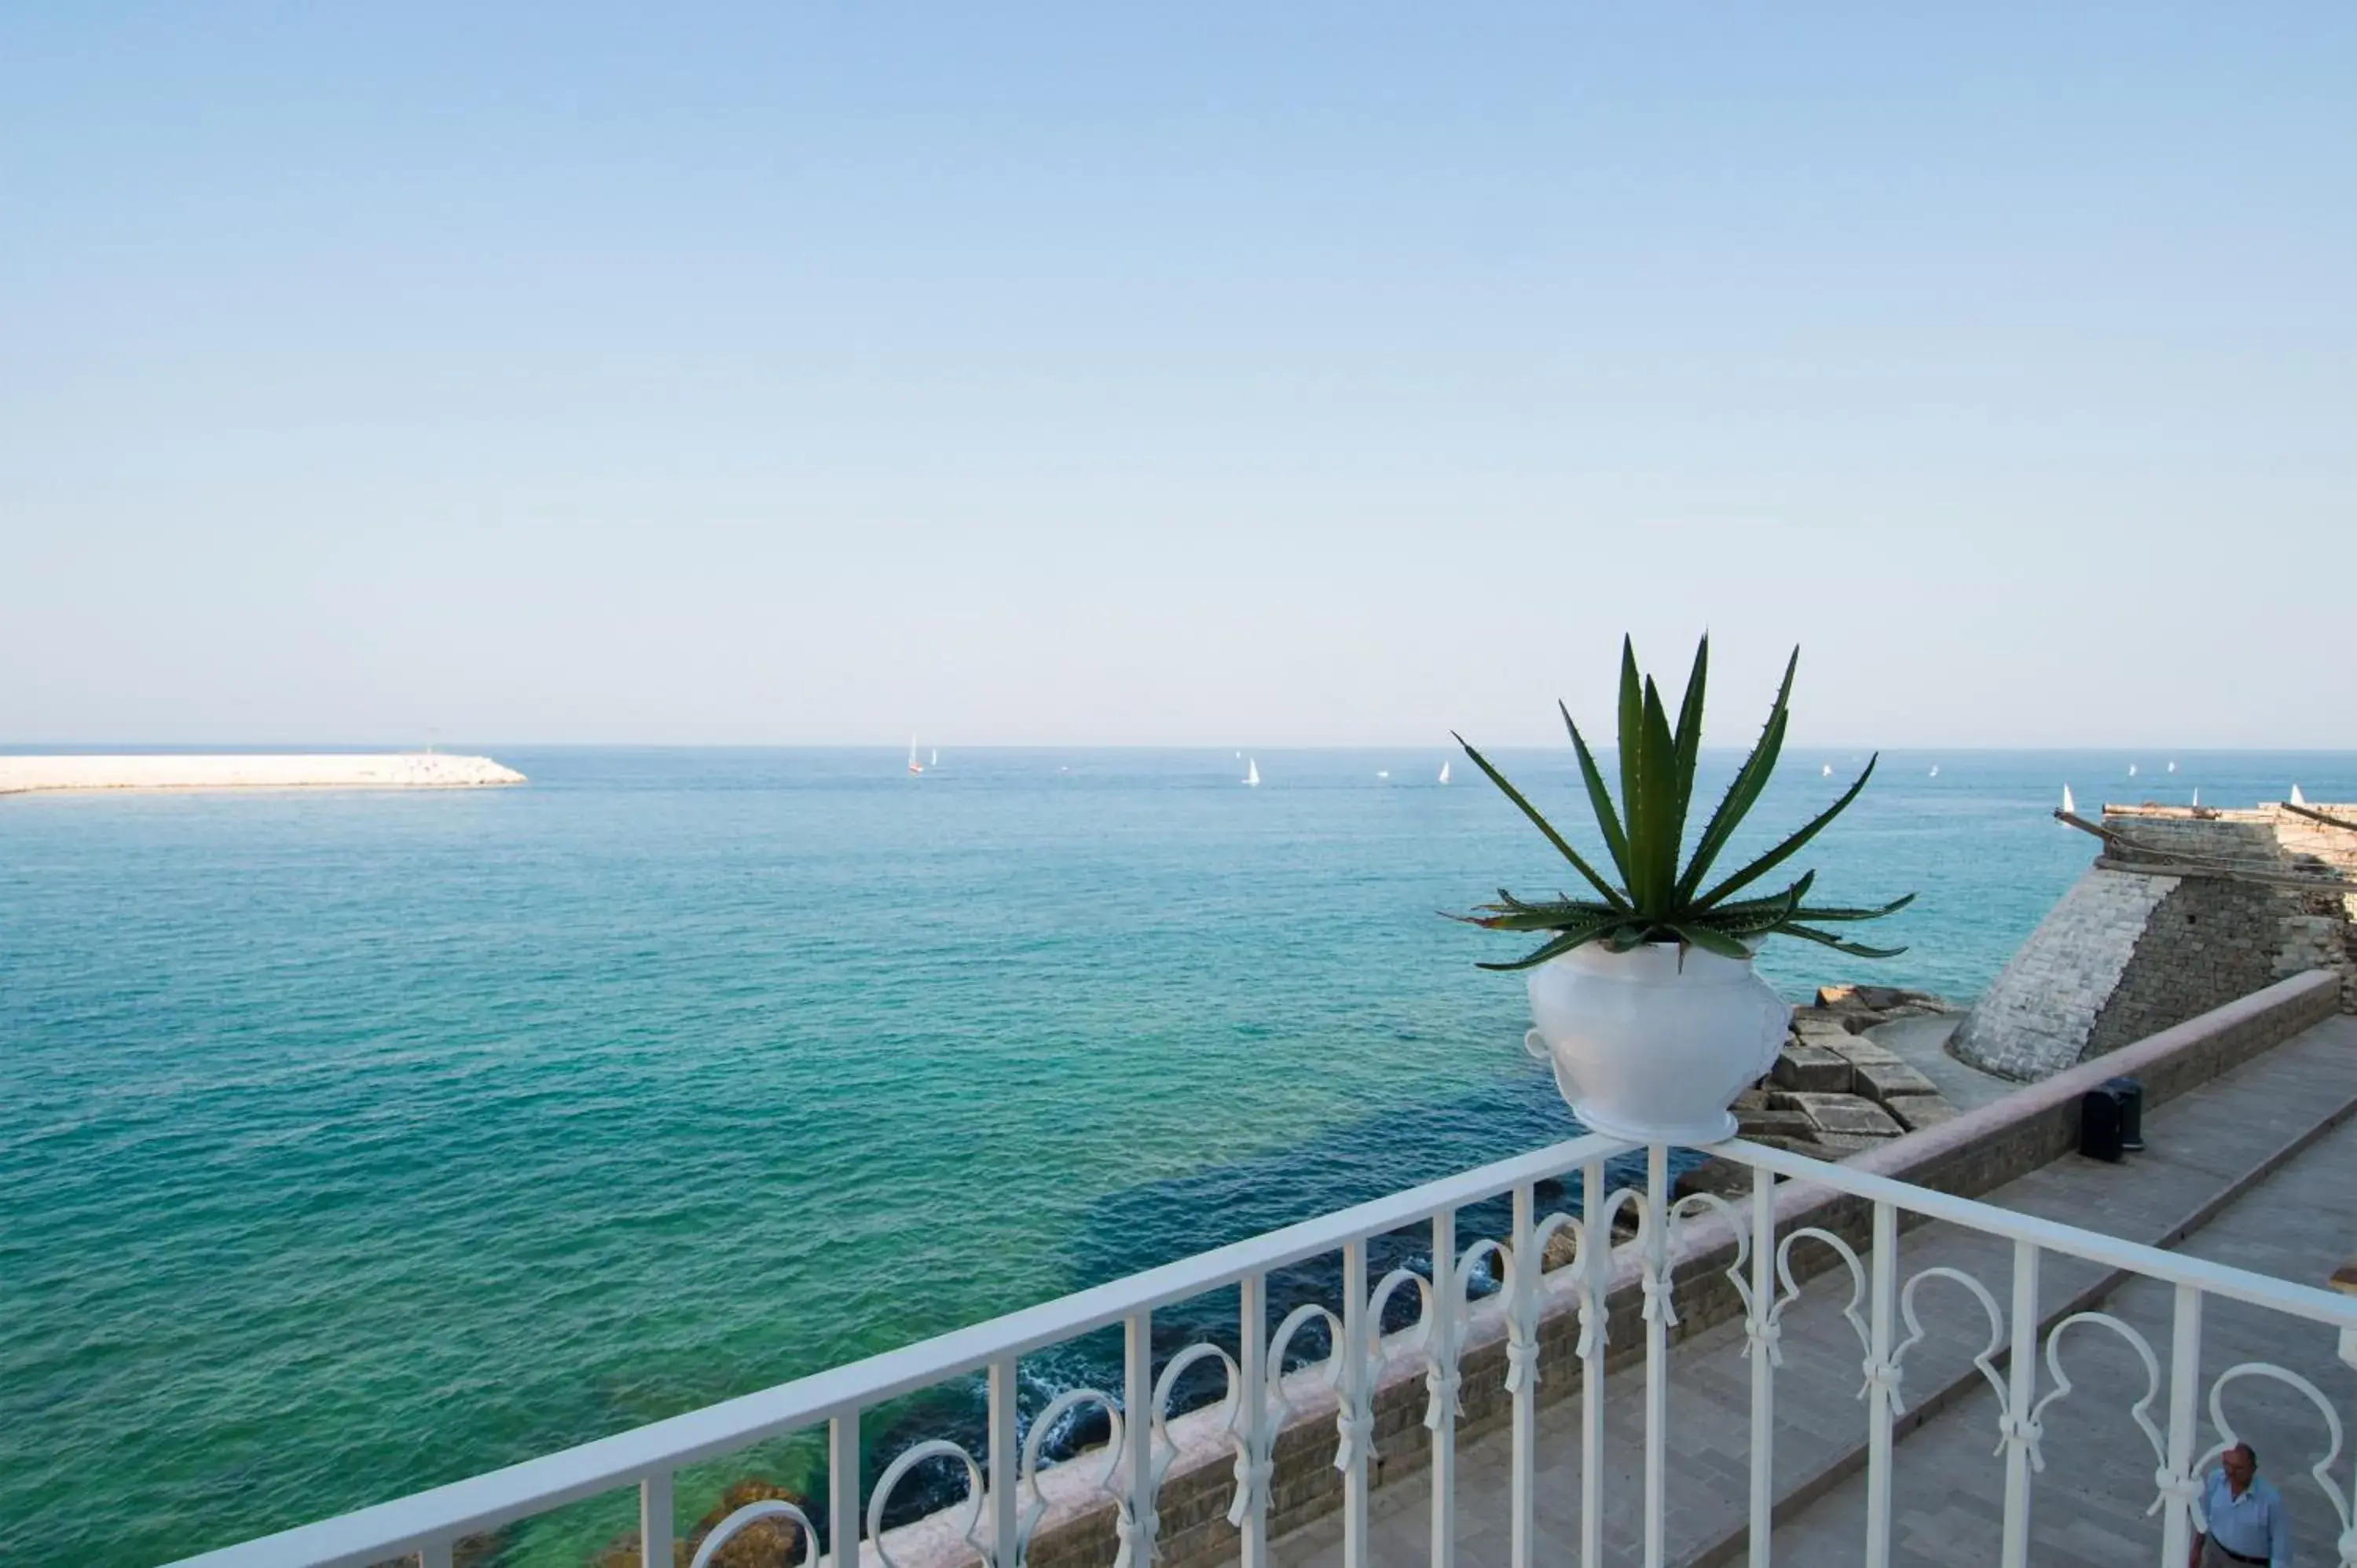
1453;636;1913;970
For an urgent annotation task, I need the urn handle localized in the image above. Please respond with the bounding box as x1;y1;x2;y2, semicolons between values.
1523;1028;1549;1061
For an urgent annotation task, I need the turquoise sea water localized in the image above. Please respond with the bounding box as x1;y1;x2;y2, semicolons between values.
5;746;2352;1566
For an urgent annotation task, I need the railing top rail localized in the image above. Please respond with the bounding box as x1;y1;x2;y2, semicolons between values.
168;1129;1637;1568
1721;1138;2357;1330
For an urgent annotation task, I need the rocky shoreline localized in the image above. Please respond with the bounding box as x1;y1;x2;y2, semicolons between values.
1678;983;1963;1198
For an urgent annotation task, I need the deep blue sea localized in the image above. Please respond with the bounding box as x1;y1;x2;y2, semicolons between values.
5;746;2351;1566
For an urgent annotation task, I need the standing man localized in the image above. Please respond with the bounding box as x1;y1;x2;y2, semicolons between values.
2191;1442;2291;1566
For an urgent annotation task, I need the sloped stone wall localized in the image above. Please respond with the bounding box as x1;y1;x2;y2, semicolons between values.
1949;869;2179;1079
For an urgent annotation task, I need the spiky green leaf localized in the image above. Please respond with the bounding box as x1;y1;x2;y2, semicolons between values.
1629;676;1679;910
1661;920;1753;961
1615;637;1644;874
1453;735;1629;910
1780;923;1908;959
1475;914;1629;971
1668;635;1708;872
1695;753;1880;910
1561;703;1629;885
1673;647;1798;902
1790;892;1918;923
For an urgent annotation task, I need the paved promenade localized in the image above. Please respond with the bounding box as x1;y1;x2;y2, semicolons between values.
1273;1014;2357;1568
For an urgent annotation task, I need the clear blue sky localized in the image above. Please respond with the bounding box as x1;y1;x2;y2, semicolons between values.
4;4;2351;748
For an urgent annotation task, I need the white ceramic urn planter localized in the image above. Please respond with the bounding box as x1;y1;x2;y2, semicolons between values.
1522;940;1789;1145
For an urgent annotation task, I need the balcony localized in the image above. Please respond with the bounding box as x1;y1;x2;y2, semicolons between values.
173;987;2357;1568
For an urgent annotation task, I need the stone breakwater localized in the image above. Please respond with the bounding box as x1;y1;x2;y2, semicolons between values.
0;753;526;795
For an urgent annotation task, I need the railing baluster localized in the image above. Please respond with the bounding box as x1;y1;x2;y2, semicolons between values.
1864;1201;1898;1568
1341;1236;1371;1568
1431;1204;1458;1568
640;1467;673;1568
830;1408;862;1568
988;1356;1020;1568
1509;1181;1538;1568
2161;1286;2204;1568
1644;1144;1670;1568
1237;1271;1270;1568
1747;1163;1775;1568
1581;1156;1607;1568
2000;1241;2038;1568
1124;1310;1157;1568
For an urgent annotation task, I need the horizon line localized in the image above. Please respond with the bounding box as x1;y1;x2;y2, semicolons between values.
7;742;2355;756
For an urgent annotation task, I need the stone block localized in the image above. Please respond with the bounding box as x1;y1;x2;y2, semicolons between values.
1771;1045;1854;1092
1736;1105;1816;1140
1784;1092;1904;1138
1885;1093;1957;1132
1851;1059;1939;1104
1824;1038;1903;1068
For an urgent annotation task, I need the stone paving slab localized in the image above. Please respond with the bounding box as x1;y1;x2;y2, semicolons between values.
1269;1015;2357;1568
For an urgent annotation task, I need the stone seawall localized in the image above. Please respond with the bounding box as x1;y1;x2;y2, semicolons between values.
1951;804;2356;1080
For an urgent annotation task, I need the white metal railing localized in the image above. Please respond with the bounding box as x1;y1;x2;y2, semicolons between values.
168;1132;2357;1568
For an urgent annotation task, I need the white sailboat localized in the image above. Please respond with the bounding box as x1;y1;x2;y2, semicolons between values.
1376;770;1389;780
1821;763;1832;777
2167;760;2177;774
2062;784;2077;817
2128;763;2137;778
907;738;923;775
1928;764;1939;779
2291;784;2308;807
1244;759;1259;787
931;749;939;767
1438;760;1451;785
2193;788;2201;807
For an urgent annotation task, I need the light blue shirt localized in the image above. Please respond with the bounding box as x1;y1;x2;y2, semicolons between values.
2201;1467;2290;1565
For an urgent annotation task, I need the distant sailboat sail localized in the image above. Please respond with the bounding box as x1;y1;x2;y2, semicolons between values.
931;749;939;767
1438;760;1451;785
2128;763;2137;777
907;738;923;775
2167;760;2177;774
1376;770;1389;780
2291;784;2307;806
1928;764;1939;779
2192;787;2201;807
1822;763;1832;777
1244;759;1259;787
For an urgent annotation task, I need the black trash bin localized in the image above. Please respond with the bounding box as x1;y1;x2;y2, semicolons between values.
2106;1075;2146;1151
2081;1078;2145;1161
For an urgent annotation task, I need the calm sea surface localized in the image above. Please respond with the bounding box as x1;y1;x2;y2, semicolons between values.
5;747;2352;1566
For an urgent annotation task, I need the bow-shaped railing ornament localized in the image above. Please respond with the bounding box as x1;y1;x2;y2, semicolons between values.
1665;1190;1758;1355
1768;1225;1871;1390
1017;1389;1128;1568
687;1499;822;1568
1886;1264;2007;1428
867;1442;992;1568
2026;1312;2167;1493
